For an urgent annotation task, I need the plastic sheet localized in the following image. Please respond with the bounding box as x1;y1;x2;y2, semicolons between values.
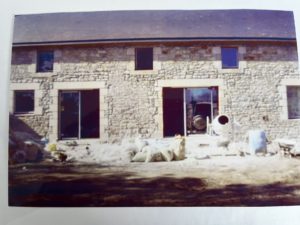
248;130;267;155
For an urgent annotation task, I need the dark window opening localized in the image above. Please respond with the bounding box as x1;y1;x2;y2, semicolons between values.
135;48;153;70
37;51;54;72
287;86;300;119
221;47;238;69
14;90;34;114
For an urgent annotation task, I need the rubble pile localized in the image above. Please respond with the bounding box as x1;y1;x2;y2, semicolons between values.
9;131;44;164
9;115;45;164
9;112;300;165
44;140;137;164
131;135;185;162
41;136;186;164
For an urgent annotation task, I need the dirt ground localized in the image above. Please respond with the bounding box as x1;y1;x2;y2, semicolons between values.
9;155;300;206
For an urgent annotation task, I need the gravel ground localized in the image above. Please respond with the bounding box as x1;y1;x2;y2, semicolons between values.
9;154;300;206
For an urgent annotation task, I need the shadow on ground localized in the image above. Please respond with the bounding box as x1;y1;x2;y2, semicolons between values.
9;163;300;207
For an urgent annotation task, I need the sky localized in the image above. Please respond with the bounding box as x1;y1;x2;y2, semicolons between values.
1;0;300;225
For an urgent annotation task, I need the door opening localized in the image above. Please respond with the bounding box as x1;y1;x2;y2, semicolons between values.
59;89;100;139
163;88;184;137
162;87;218;137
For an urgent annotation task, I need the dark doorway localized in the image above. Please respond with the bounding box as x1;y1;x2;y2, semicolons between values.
81;90;100;138
163;88;184;137
59;90;100;139
162;87;219;137
59;91;80;139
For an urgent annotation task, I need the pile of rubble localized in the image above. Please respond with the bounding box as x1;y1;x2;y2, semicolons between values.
9;129;44;164
9;114;300;165
9;114;46;164
41;135;186;164
130;135;185;162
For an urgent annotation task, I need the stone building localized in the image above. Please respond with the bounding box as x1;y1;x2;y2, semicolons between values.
10;10;300;143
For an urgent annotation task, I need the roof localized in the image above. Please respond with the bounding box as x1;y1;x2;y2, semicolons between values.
12;10;296;46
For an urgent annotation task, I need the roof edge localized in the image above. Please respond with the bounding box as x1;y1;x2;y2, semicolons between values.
12;37;297;47
13;9;294;17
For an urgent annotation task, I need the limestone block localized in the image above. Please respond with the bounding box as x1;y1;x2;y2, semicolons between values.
132;151;148;162
160;148;174;162
170;135;185;161
142;146;163;163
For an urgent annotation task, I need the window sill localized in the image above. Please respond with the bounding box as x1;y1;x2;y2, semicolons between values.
14;112;35;116
57;138;102;144
31;72;55;78
218;68;243;74
222;66;239;69
287;118;300;121
131;69;159;75
217;61;247;73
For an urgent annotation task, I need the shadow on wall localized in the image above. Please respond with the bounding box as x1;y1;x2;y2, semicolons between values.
9;114;43;164
9;113;42;140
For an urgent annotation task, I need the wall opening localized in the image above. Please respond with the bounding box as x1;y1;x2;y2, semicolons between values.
59;89;100;139
163;87;219;137
287;86;300;119
163;88;184;137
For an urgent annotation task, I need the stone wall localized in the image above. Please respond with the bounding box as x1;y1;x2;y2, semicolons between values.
10;43;300;142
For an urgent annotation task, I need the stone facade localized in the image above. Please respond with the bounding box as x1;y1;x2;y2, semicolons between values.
10;43;300;142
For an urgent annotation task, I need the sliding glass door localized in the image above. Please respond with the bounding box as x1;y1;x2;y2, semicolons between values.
59;90;99;139
80;90;100;138
59;91;80;139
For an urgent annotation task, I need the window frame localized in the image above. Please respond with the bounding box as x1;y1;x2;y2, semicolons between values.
36;50;54;73
286;85;300;120
221;47;239;69
135;47;154;71
14;90;35;114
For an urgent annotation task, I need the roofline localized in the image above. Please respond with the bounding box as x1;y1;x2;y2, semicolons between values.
13;9;294;17
12;37;297;47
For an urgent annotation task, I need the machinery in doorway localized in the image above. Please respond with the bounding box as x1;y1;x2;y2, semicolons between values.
163;86;219;137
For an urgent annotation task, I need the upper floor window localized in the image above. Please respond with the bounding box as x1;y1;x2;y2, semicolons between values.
135;48;153;70
221;47;238;69
287;86;300;119
14;90;34;114
37;51;54;72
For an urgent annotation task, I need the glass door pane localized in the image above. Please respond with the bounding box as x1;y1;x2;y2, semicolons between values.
59;91;80;139
186;87;218;135
80;90;100;138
